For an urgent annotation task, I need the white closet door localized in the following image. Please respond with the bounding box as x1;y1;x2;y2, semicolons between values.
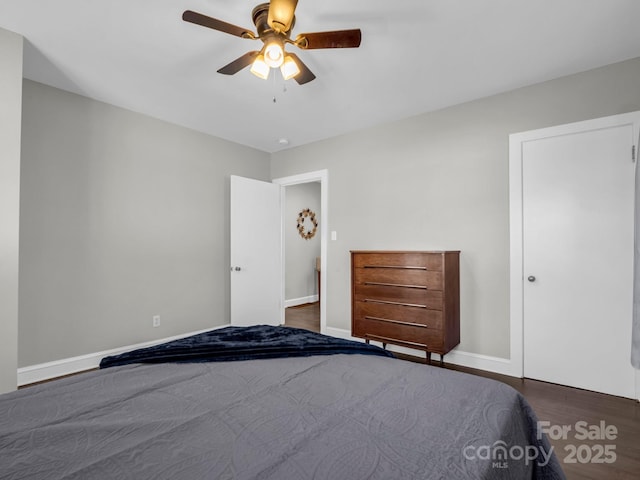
522;121;636;398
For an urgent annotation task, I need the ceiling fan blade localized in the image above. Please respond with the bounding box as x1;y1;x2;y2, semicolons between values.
268;0;298;33
217;51;260;75
295;29;362;49
288;53;316;85
182;10;255;39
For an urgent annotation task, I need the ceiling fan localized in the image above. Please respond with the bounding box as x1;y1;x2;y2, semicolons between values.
182;0;362;85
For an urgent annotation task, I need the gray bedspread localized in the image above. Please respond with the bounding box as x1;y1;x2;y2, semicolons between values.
0;354;564;479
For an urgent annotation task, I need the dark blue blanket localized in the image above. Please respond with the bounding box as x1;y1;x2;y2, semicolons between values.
100;325;393;368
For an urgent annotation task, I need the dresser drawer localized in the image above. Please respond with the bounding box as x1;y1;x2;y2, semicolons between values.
352;252;443;270
353;317;444;350
354;301;443;329
355;267;443;290
354;284;443;310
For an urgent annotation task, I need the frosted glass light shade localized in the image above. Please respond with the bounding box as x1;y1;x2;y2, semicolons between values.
250;55;270;80
280;55;300;80
264;42;284;68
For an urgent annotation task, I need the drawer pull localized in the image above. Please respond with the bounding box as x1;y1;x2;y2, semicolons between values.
364;265;428;270
364;299;427;308
364;281;427;290
364;316;428;328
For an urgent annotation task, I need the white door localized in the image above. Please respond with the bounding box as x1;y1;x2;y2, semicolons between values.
230;175;282;326
521;118;637;398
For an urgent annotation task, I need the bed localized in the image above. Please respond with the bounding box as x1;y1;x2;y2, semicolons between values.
0;325;565;479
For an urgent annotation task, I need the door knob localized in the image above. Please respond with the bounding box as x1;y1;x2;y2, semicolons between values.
235;266;241;271
527;276;536;282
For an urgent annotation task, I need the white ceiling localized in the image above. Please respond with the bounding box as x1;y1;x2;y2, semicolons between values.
2;0;640;153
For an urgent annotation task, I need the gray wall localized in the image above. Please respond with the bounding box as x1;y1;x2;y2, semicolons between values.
285;183;321;302
15;57;640;368
0;28;23;393
19;80;270;367
271;57;640;360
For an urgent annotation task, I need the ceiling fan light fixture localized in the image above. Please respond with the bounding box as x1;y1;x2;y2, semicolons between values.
182;3;361;86
280;55;300;80
264;41;284;68
250;54;270;80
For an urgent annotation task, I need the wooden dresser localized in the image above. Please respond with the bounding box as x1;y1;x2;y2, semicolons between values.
351;250;460;365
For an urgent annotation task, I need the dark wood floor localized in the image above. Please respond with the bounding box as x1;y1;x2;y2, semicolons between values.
285;303;640;480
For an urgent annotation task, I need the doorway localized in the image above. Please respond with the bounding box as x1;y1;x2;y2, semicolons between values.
273;170;328;334
282;182;321;332
509;112;639;398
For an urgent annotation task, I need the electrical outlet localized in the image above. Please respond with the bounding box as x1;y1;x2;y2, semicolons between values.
152;315;161;328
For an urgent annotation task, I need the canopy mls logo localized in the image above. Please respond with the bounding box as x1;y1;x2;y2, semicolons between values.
463;420;620;470
462;440;554;470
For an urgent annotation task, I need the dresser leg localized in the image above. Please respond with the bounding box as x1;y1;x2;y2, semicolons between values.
382;342;387;349
440;354;445;367
365;339;370;345
426;352;431;365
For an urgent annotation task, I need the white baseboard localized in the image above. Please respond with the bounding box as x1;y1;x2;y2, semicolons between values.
324;327;516;377
17;325;231;387
284;295;319;308
18;324;517;387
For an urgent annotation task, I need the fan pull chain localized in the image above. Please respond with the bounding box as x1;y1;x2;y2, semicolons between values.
271;70;288;104
272;68;278;103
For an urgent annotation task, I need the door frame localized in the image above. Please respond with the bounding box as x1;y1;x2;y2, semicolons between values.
273;170;328;333
508;111;640;382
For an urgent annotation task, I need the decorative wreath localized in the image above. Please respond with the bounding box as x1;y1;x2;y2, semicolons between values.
297;208;318;240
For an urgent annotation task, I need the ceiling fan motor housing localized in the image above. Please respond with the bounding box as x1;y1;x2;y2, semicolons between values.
253;3;294;39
